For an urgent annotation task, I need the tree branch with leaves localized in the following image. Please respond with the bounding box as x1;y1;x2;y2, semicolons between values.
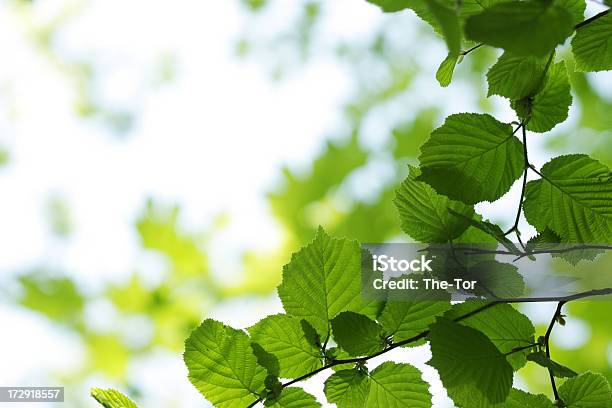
92;1;612;407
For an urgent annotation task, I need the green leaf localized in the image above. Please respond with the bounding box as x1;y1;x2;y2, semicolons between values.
513;62;572;133
265;387;321;407
448;210;522;254
365;362;431;407
17;273;85;326
465;2;574;56
524;154;612;243
379;288;451;345
527;228;562;252
527;351;578;378
486;52;548;100
444;301;535;371
466;260;525;299
436;53;458;87
365;0;410;12
91;388;138;408
327;347;355;372
556;0;586;25
428;318;513;404
504;389;554;407
331;312;384;356
324;369;370;408
572;12;612;72
277;227;380;338
453;214;499;244
527;228;603;265
264;375;283;399
252;343;280;377
417;113;524;204
249;314;322;379
184;319;266;408
395;166;474;242
425;0;461;56
558;372;612;408
325;362;432;407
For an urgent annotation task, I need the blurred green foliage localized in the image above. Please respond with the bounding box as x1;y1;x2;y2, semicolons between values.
18;273;84;327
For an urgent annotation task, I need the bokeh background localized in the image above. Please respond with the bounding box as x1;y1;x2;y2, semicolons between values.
0;0;610;406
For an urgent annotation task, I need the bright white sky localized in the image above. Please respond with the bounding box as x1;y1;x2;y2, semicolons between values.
0;0;606;406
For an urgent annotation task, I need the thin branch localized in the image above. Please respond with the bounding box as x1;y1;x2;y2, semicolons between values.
498;288;612;304
505;50;553;239
544;302;565;402
246;399;260;408
460;43;484;56
246;288;612;406
321;329;331;352
504;343;539;357
575;8;611;30
505;124;529;236
458;244;612;260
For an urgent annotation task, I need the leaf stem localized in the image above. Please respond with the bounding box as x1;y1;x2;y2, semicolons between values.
504;342;539;357
460;43;485;56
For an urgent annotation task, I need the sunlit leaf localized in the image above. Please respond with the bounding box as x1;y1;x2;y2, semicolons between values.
418;113;524;204
91;388;138;408
184;319;266;407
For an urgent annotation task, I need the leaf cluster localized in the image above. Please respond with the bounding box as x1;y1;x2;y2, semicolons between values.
92;1;612;407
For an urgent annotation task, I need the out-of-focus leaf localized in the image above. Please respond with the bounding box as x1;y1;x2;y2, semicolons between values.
136;200;210;279
392;109;438;159
86;334;129;379
268;134;368;239
18;273;84;326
